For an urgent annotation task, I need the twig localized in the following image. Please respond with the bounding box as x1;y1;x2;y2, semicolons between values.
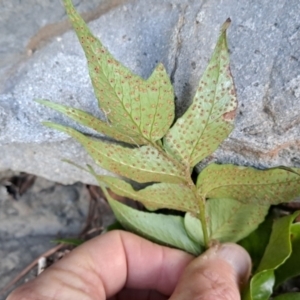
79;185;104;239
37;257;47;275
86;227;103;236
0;244;64;296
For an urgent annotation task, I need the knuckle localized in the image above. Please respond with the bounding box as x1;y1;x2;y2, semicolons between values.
196;269;239;300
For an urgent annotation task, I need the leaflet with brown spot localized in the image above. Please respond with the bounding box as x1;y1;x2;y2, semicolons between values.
63;0;174;144
36;99;142;144
164;19;237;167
44;122;186;184
96;176;198;213
197;164;300;205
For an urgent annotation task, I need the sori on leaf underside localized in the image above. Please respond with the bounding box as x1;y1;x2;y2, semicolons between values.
36;0;300;256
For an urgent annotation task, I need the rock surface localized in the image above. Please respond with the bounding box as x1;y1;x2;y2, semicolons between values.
1;0;300;184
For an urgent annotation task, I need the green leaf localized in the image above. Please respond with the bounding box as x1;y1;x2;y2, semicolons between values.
94;175;198;213
44;122;186;184
244;271;275;300
62;159;90;172
273;293;300;300
184;198;269;246
36;99;141;144
251;213;298;273
275;222;300;288
243;212;300;300
184;213;204;246
52;238;84;246
197;164;300;205
105;221;124;232
164;19;237;167
239;211;274;272
63;0;175;143
107;195;201;256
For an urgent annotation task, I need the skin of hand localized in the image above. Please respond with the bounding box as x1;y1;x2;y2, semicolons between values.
7;230;251;300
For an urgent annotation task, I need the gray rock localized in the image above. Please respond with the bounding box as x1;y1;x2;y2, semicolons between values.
0;177;90;239
0;0;300;184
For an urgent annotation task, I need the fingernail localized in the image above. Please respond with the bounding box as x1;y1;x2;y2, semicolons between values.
216;243;251;280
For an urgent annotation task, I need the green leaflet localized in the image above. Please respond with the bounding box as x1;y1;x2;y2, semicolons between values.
243;212;300;300
63;0;174;143
52;238;84;246
275;223;300;288
105;221;124;232
238;212;274;272
164;19;237;168
44;122;185;184
184;198;269;246
36;99;141;144
273;293;300;300
107;194;201;256
94;175;198;213
197;164;300;205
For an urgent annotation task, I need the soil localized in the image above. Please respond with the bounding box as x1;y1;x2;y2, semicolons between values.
0;170;114;299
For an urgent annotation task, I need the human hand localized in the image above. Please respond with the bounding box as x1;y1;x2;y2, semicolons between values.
7;230;251;300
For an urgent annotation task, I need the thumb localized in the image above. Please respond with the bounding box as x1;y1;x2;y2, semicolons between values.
170;243;251;300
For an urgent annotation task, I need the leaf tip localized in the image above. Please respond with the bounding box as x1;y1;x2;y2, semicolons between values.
34;98;49;105
41;121;53;127
222;18;231;31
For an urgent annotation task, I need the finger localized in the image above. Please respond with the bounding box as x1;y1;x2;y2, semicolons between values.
169;243;251;300
108;288;167;300
7;230;194;300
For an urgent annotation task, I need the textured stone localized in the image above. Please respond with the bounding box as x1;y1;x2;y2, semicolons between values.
0;179;88;239
0;0;300;184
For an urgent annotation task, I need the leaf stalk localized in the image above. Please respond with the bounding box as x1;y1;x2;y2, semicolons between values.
198;196;209;249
